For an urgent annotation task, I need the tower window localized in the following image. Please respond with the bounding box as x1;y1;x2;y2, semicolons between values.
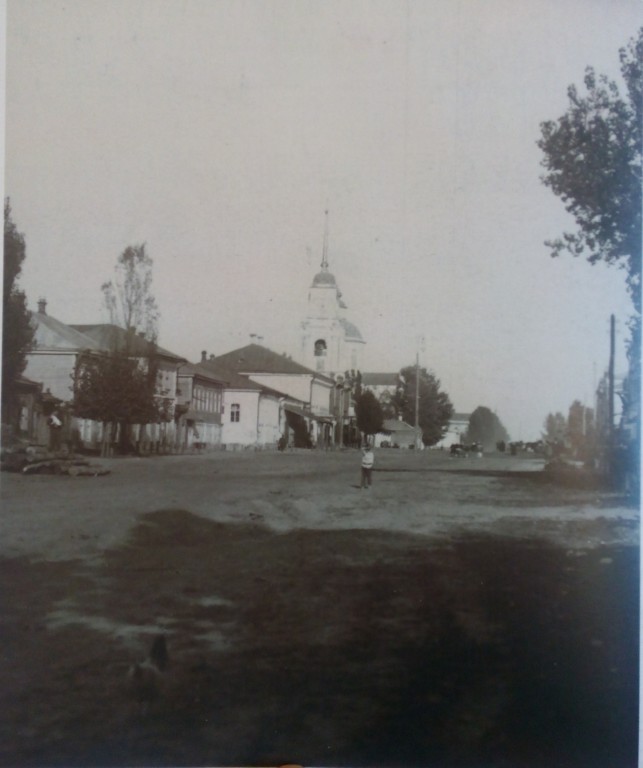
314;339;327;357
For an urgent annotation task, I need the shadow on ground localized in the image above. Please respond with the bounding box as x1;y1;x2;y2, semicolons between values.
0;509;638;767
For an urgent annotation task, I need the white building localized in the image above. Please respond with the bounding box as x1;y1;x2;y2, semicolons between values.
208;344;334;446
299;212;366;376
435;412;471;448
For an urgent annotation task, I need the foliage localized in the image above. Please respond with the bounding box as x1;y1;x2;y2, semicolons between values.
619;315;641;438
80;245;165;451
566;399;596;460
73;349;166;438
102;243;159;341
464;406;510;451
344;369;362;398
537;28;642;313
354;389;384;437
543;412;567;442
2;200;35;411
391;365;453;446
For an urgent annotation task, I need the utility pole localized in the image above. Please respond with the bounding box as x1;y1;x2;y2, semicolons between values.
415;350;420;450
608;314;615;445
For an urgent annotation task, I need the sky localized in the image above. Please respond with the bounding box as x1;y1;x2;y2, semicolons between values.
4;0;641;439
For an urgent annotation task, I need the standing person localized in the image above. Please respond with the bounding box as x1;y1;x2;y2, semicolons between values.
361;444;374;489
48;409;63;452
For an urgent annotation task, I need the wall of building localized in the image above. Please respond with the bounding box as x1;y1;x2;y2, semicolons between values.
310;379;332;416
221;389;261;445
247;373;311;405
435;418;470;448
24;352;77;402
301;317;343;373
257;396;281;445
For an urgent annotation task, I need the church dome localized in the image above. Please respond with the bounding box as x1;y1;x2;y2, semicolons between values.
312;270;337;287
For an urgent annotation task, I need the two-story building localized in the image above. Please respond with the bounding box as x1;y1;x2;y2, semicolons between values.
175;363;226;450
71;323;186;450
197;354;285;448
24;300;104;404
210;344;335;447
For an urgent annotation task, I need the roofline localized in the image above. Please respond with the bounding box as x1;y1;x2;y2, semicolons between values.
239;370;335;386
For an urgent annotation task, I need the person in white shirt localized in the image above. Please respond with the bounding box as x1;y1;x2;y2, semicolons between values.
48;410;63;452
360;445;374;488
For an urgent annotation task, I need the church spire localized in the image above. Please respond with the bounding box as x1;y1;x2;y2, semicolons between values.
321;209;329;272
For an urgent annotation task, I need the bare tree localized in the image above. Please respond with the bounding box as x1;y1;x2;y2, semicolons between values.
102;244;159;343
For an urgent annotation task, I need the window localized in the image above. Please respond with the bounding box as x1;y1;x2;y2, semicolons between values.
230;403;240;422
314;339;327;357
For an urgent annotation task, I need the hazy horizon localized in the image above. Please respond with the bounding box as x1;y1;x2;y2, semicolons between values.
5;0;639;439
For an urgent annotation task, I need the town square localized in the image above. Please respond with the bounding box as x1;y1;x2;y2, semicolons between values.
1;448;638;766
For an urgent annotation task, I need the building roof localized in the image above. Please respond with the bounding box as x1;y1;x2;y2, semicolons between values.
195;360;263;391
339;317;364;342
451;413;471;422
195;360;287;399
31;312;104;352
379;419;417;435
213;343;334;382
15;375;43;392
71;324;185;362
362;372;399;387
311;270;337;287
178;363;227;385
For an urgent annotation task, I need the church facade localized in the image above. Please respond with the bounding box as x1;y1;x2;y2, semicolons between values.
299;215;366;377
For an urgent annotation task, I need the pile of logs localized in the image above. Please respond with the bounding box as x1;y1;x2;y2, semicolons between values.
1;444;110;476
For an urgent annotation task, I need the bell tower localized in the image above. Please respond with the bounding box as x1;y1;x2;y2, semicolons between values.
300;211;365;375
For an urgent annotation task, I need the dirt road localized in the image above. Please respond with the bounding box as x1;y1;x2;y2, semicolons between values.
0;450;638;767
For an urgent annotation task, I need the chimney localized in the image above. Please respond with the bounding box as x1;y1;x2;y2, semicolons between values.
37;297;47;314
209;354;215;361
201;350;207;363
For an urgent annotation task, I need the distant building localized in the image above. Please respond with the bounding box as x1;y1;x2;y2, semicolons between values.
208;343;334;447
435;412;471;448
361;372;400;400
71;323;186;416
176;364;226;450
299;212;366;376
374;418;418;449
25;299;102;403
71;323;186;450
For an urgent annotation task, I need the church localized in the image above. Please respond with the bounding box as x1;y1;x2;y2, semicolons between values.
298;213;366;377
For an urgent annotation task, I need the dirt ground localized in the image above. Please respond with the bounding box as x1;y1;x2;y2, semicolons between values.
0;449;639;767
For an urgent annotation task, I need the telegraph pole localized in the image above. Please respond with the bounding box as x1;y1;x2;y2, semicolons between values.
414;334;425;450
415;350;420;449
608;314;615;444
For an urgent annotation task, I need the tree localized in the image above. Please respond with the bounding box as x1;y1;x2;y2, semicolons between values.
378;386;399;420
537;29;642;313
391;366;454;446
102;243;159;343
543;412;567;443
73;347;164;455
538;30;642;483
79;244;164;453
566;399;596;460
2;200;35;421
464;406;509;451
354;389;384;441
